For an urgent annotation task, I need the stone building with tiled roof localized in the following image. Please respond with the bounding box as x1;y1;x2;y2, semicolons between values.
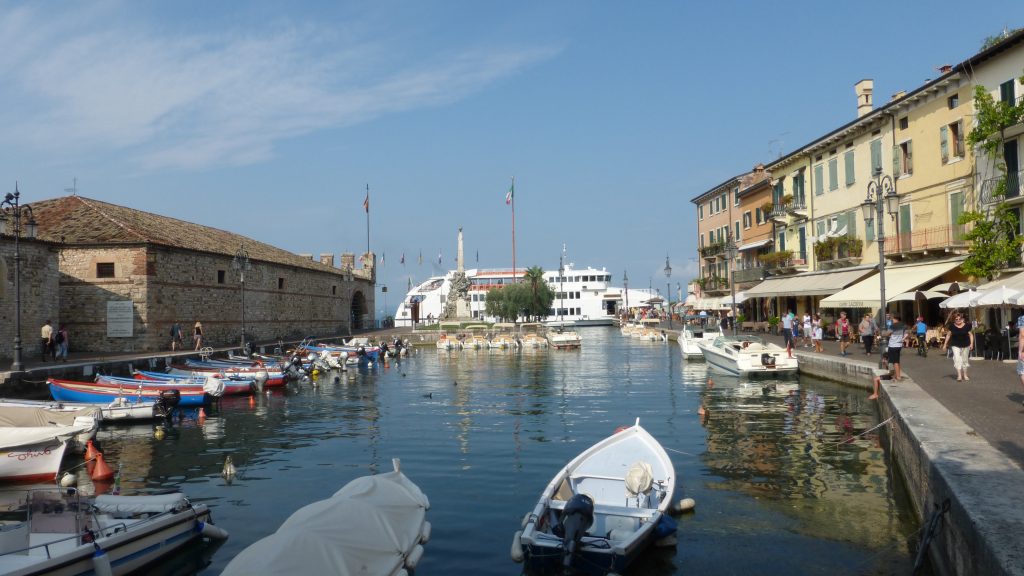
25;195;375;353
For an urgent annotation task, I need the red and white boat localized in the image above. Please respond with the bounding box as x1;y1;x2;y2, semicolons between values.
0;425;93;484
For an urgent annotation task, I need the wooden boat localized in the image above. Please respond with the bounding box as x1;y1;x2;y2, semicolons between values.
169;360;283;386
0;488;228;575
131;370;255;396
514;419;676;575
222;458;429;576
0;423;96;484
546;322;582;350
677;319;723;359
48;378;208;407
695;335;799;376
638;318;666;342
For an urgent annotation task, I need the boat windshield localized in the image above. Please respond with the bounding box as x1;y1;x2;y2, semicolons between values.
714;335;765;347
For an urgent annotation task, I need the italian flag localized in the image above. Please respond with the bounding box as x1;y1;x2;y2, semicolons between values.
505;181;514;205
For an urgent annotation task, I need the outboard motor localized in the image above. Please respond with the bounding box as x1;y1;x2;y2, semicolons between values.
559;493;594;570
760;353;776;367
155;389;181;419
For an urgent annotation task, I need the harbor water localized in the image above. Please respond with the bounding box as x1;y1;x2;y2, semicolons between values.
64;328;920;574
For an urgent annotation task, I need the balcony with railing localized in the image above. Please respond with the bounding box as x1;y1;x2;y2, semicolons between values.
980;169;1023;205
883;224;969;257
733;266;766;285
785;198;808;219
699;243;726;260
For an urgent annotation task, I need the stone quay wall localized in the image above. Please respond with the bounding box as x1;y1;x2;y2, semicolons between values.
58;245;375;354
0;238;61;364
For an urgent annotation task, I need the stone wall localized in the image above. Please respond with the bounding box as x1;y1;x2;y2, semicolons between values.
58;244;375;353
0;238;61;365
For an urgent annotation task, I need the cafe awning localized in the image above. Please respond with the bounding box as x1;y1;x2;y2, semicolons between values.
819;259;963;309
738;239;772;251
744;266;876;298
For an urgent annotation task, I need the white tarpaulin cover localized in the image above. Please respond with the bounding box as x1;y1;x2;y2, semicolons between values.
0;425;92;450
222;461;430;576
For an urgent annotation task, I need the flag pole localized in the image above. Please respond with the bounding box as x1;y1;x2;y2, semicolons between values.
511;176;516;283
364;184;371;257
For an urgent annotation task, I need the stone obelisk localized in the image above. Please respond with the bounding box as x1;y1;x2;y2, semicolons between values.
444;227;472;319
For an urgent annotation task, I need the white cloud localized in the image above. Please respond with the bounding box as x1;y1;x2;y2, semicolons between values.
0;5;558;171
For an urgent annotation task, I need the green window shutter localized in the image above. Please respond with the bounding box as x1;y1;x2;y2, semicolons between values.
906;140;913;174
893;145;901;177
871;139;882;173
778;232;786;251
828;158;839;190
951;191;964;241
865;215;875;241
814;164;824;195
940;125;949;164
955;120;964;157
846;211;857;239
844;151;855;186
816;220;826;237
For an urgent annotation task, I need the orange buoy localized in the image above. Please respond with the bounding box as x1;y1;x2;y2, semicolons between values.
85;440;99;460
198;407;206;423
91;453;115;481
249;396;255;408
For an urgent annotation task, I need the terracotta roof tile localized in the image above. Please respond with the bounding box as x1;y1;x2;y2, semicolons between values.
29;196;357;274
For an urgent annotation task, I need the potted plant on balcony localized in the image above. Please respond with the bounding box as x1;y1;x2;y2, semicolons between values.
760;201;774;217
814;237;836;262
780;194;793;207
758;250;794;271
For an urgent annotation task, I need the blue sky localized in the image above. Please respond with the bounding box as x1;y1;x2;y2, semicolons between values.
1;1;1019;316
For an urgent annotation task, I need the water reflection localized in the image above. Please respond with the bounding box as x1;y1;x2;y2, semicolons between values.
30;328;919;575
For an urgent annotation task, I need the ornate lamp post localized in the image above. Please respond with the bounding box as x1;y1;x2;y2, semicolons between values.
860;167;899;329
663;256;672;329
1;183;37;372
232;245;252;352
725;239;738;335
558;255;565;325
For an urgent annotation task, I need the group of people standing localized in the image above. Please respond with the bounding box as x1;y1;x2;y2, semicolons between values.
39;319;69;362
781;310;825;355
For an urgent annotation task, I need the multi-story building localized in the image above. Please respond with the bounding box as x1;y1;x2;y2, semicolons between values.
692;173;741;300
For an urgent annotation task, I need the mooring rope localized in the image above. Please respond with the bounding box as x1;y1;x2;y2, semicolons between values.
827;415;895;449
913;498;951;574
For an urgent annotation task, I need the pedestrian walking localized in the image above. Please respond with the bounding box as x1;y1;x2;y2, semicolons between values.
941;312;974;381
193;321;204;351
40;319;53;362
885;314;906;381
812;314;824;352
55;323;69;361
782;310;794;357
170;322;184;351
859;314;877;355
802;312;812;348
915;316;928;357
835;311;852;356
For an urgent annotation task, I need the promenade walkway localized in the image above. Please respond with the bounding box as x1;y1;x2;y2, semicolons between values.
751;328;1024;469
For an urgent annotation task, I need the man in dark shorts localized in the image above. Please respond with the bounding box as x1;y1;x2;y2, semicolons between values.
885;314;906;380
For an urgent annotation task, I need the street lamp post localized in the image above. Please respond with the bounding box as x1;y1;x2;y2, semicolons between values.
623;270;629;322
860;167;899;330
232;245;252;353
664;256;672;329
1;184;37;373
558;255;565;327
725;240;738;335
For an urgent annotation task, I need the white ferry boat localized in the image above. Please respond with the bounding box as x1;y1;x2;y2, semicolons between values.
394;263;657;327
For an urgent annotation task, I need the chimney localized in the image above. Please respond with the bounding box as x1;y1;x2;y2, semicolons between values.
299;253;313;261
891;90;906;101
854;79;874;117
939;64;952;74
340;252;355;270
319;253;335;267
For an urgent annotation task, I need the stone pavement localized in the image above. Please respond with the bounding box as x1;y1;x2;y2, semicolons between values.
756;329;1024;470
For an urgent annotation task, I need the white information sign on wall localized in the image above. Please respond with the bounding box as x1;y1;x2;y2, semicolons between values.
107;300;135;337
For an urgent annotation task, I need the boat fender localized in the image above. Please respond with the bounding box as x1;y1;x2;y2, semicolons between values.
196;520;230;540
92;545;114;576
521;512;534;529
60;472;77;487
653;514;677;541
405;544;424;569
511;530;524;562
419;520;432;543
676;497;696;514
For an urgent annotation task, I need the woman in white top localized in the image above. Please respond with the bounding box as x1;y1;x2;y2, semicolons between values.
802;313;813;348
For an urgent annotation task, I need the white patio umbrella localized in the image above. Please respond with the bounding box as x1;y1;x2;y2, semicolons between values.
971;285;1024;308
939;289;978;309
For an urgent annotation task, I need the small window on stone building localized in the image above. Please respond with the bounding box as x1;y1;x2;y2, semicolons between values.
217;270;225;284
332;285;337;295
278;277;285;290
96;263;115;278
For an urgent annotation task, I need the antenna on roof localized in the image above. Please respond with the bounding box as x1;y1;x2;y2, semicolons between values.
64;177;77;196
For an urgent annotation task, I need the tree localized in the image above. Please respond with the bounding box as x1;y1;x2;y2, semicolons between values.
523;266;555;320
980;28;1021;51
958;76;1024;280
